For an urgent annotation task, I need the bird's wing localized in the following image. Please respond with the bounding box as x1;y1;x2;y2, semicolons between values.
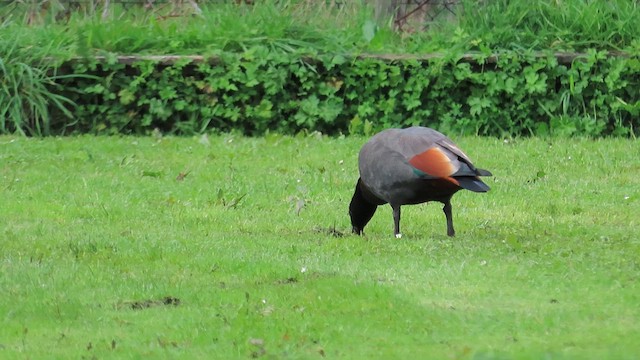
408;135;495;179
408;146;460;178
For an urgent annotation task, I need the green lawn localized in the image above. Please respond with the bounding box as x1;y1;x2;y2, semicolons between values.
1;134;638;359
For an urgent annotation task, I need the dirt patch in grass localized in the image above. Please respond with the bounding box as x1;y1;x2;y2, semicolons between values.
275;277;298;285
313;226;345;237
116;296;181;310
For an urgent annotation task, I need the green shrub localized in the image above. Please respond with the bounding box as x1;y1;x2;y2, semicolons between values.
51;48;639;137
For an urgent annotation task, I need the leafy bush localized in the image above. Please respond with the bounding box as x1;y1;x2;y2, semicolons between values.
52;48;639;137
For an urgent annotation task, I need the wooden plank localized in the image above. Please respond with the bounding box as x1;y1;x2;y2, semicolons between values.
84;51;631;66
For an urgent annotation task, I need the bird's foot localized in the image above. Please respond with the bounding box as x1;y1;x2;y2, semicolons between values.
395;233;402;239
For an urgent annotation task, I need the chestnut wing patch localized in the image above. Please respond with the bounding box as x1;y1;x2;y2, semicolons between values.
408;147;458;178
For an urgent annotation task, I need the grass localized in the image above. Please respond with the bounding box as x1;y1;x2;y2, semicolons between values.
1;1;377;56
413;0;640;53
2;0;639;58
1;134;639;359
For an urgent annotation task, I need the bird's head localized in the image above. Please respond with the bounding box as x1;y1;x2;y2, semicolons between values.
349;179;378;235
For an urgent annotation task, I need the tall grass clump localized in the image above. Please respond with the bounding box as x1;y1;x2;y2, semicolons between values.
0;24;78;135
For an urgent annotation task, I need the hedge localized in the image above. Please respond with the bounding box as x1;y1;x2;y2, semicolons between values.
48;48;640;137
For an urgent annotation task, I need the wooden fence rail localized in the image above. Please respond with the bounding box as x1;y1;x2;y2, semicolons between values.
82;51;632;66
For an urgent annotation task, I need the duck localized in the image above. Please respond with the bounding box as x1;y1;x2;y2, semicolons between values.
349;126;492;238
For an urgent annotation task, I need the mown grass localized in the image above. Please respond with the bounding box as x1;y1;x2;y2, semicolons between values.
1;134;639;358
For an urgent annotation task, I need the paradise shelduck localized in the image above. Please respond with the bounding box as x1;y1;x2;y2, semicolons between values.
349;126;492;238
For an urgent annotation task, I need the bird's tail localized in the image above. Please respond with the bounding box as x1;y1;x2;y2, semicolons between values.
476;168;492;176
457;177;490;192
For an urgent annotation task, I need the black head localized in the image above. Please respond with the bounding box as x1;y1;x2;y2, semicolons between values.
349;179;378;235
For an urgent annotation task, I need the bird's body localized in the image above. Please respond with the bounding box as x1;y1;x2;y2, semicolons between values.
349;127;492;237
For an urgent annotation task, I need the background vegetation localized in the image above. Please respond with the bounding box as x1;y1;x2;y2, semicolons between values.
1;0;639;136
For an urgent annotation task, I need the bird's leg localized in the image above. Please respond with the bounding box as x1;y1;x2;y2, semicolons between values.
443;200;455;237
392;204;402;238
